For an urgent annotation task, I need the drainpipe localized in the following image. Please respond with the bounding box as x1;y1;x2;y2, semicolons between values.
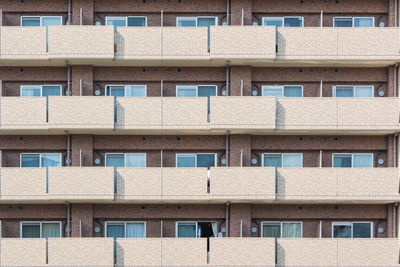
394;64;398;97
225;131;230;167
226;0;230;25
225;202;230;237
226;62;230;96
67;64;71;96
394;133;398;168
396;0;398;27
67;0;72;25
66;131;70;166
393;203;398;238
66;202;71;237
320;10;323;27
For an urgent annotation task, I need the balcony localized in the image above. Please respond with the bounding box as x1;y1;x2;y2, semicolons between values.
1;238;398;267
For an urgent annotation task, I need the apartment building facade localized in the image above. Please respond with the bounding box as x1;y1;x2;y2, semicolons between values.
0;0;400;266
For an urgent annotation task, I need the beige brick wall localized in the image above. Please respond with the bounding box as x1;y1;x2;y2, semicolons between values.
210;96;276;130
116;168;162;200
116;238;162;266
116;27;162;59
47;238;114;266
0;168;47;201
48;167;114;200
210;167;275;200
0;238;46;267
210;26;276;59
210;238;275;266
0;27;47;60
47;96;114;129
0;97;47;129
162;238;207;266
116;98;162;130
47;26;114;59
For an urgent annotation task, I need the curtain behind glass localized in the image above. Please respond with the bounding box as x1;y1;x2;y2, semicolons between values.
263;86;282;97
262;224;280;237
21;86;41;97
127;17;146;27
22;224;41;238
335;86;353;97
107;86;125;97
126;223;145;238
284;86;302;97
177;87;197;97
353;223;371;238
211;222;217;238
176;155;196;167
21;154;40;167
333;225;351;238
42;223;61;238
126;86;146;97
354;86;373;97
177;223;196;237
333;155;352;168
197;154;215;169
107;224;125;238
263;155;282;167
107;18;127;28
106;154;125;167
42;86;61;97
334;18;352;27
125;154;146;168
282;223;301;238
21;17;41;26
354;18;374;27
41;17;62;26
284;17;303;27
353;154;373;168
282;154;302;168
177;18;196;27
41;153;61;167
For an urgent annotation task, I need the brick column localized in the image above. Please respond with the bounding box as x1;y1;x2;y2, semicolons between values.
387;135;394;167
388;0;396;27
71;135;93;166
71;204;93;237
72;0;94;25
230;66;252;96
229;204;252;237
71;66;93;96
388;65;395;97
230;135;251;167
230;0;253;25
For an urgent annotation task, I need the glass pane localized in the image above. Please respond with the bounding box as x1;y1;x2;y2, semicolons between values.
263;18;283;27
197;17;216;27
262;224;280;238
282;154;302;168
21;86;41;97
106;154;125;168
284;17;303;27
42;86;61;96
107;86;125;97
22;224;40;238
177;18;196;27
263;154;282;168
41;16;62;26
263;86;282;97
21;17;40;26
334;18;352;27
282;222;301;238
198;86;216;97
335;86;353;97
353;223;371;238
126;223;145;238
333;225;351;238
333;155;352;168
177;87;197;97
41;153;61;167
176;155;196;167
126;85;146;97
284;86;302;97
127;17;146;27
21;154;40;167
107;224;125;238
355;86;373;97
353;154;373;168
197;154;215;169
42;223;60;238
354;18;374;27
177;223;196;238
107;17;127;28
125;154;146;168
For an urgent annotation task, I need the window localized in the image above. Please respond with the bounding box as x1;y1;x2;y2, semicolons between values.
20;153;62;167
332;153;373;168
21;222;61;238
332;222;373;238
176;153;217;169
20;85;62;97
333;85;374;98
262;17;304;27
21;16;62;27
263;153;303;168
176;17;217;27
106;85;147;97
262;85;303;97
176;221;218;238
105;153;146;168
105;222;146;238
106;16;147;27
176;85;217;97
333;17;374;27
261;222;302;238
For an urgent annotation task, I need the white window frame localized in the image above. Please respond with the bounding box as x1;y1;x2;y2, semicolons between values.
20;16;63;26
175;221;218;238
105;153;147;168
105;84;147;97
105;16;147;27
261;221;303;238
20;221;62;238
176;16;218;27
176;85;218;97
175;153;217;167
262;16;304;27
262;85;303;97
104;221;146;238
20;85;62;97
332;222;373;238
20;153;62;167
332;85;374;98
332;153;373;168
333;17;375;27
262;153;303;168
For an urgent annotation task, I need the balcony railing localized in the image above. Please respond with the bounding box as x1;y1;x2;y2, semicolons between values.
1;238;398;267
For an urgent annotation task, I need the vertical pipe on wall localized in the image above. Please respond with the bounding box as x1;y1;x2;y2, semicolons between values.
79;149;82;167
66;202;71;237
66;131;70;166
396;0;398;27
67;65;71;95
225;202;230;237
225;131;230;167
160;220;163;237
79;220;82;237
0;9;3;26
80;8;83;25
319;150;322;167
226;62;230;96
240;80;243;96
79;79;83;96
240;220;243;237
320;10;323;27
394;134;397;168
161;80;164;97
319;81;323;97
319;220;322;238
226;0;230;25
161;10;164;27
67;0;72;25
240;150;243;167
241;9;244;26
0;80;2;96
394;64;398;97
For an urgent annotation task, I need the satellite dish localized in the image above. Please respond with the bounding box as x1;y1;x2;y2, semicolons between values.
251;159;258;165
94;158;101;165
95;90;101;96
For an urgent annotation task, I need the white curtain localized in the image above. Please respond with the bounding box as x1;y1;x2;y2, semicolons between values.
211;222;218;238
282;154;302;168
354;18;373;27
41;153;61;167
126;223;145;238
353;154;373;168
42;223;61;238
355;86;373;97
126;154;146;168
126;86;146;97
282;223;301;238
177;86;197;97
262;86;282;97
